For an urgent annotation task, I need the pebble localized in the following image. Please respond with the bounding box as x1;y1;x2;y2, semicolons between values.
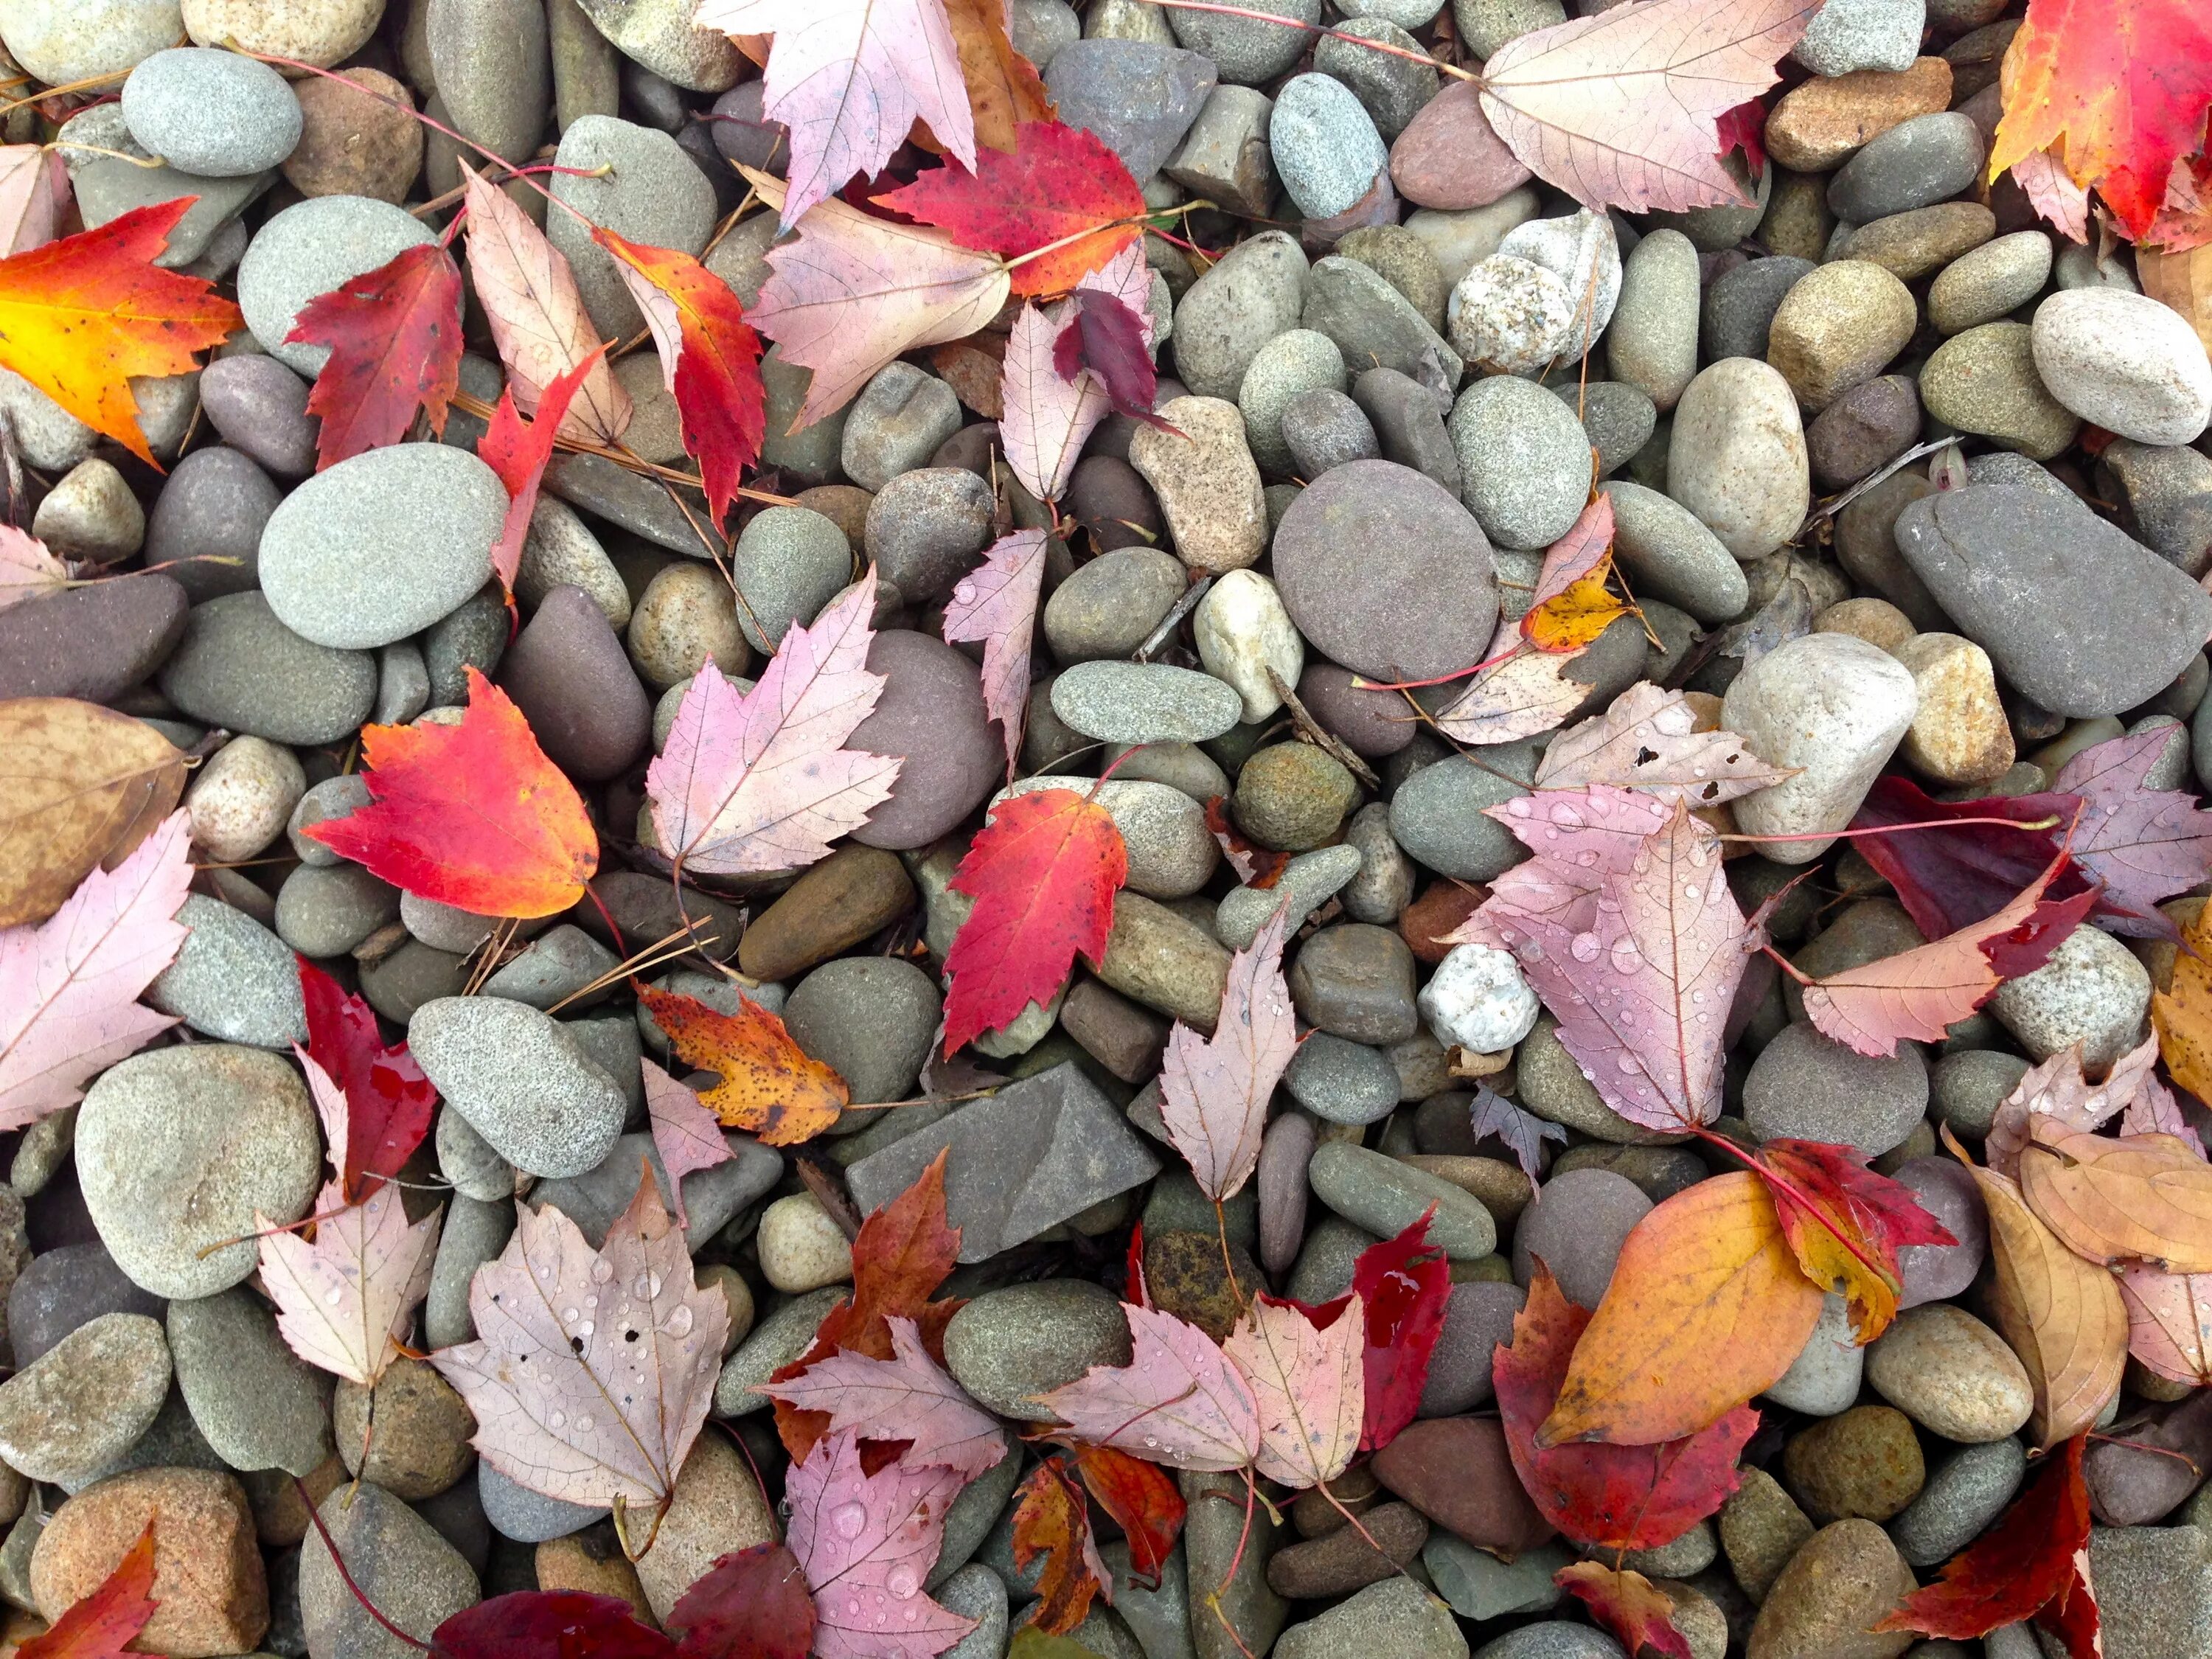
298;1481;480;1656
1607;228;1700;411
1308;1143;1495;1259
33;459;142;565
1171;231;1307;401
1765;58;1953;171
1234;743;1357;849
1195;569;1302;723
1372;1416;1548;1556
237;197;437;377
408;998;629;1178
147;891;307;1048
1499;209;1618;362
285;68;423;202
0;1312;169;1486
568;0;737;92
1890;1157;1987;1306
1987;920;2152;1071
430;0;550;164
1767;261;1916;411
1890;1438;2025;1566
1918;321;2080;460
1784;1405;1926;1523
756;1194;854;1294
167;1288;333;1477
1928;230;2052;335
846;630;998;849
1829;112;1983;222
714;1287;846;1416
1052;661;1244;743
1743;1020;1928;1153
1745;1519;1916;1659
2032;288;2212;446
1277;1579;1465;1659
122;48;299;176
1669;358;1812;560
1599;480;1751;623
198;355;317;480
1449;375;1590;550
1806;375;1920;491
546;116;717;341
1047;40;1217;184
1767;1293;1865;1416
334;1356;474;1499
633;1434;778;1621
1128;397;1268;574
945;1280;1133;1419
1285;1033;1402;1127
1513;1168;1650;1309
1865;1305;2032;1442
184;735;305;864
146;445;279;603
1420;1281;1524;1416
1418;944;1538;1054
1272;74;1387;220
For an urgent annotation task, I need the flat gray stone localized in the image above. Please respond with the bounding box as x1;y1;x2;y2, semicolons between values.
1051;661;1245;743
529;1130;782;1248
147;893;308;1050
408;998;630;1179
167;1286;333;1476
122;48;300;175
299;1481;481;1659
0;1312;168;1487
479;1459;605;1542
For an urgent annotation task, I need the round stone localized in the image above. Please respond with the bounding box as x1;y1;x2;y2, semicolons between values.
2032;287;2212;446
1448;374;1592;550
944;1281;1134;1421
121;47;300;176
408;998;631;1178
1742;1020;1930;1155
1865;1304;2034;1443
237;196;438;376
1051;661;1244;743
1418;943;1538;1053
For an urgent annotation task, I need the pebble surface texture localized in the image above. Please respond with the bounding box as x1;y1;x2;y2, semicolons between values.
10;6;2212;1659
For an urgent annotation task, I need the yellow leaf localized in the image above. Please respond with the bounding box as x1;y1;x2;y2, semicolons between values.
2154;900;2212;1099
636;983;848;1146
1522;570;1629;653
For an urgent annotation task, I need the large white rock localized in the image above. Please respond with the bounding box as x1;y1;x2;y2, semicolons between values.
1418;942;1539;1054
1195;568;1304;723
2032;288;2212;446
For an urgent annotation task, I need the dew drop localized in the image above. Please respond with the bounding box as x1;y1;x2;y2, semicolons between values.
886;1565;920;1599
590;1259;614;1284
845;1599;862;1618
562;1307;579;1324
1683;884;1700;900
324;1286;344;1306
1569;932;1601;963
1575;849;1599;867
547;1410;567;1429
577;1321;594;1337
953;580;976;605
575;1415;595;1434
665;1305;694;1338
833;1503;869;1540
1617;1056;1639;1074
1550;800;1585;830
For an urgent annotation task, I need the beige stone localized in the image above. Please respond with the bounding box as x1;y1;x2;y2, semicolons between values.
334;1356;476;1500
1128;397;1267;574
1865;1304;2034;1442
1764;58;1955;172
1814;597;1916;653
1767;262;1918;411
32;1469;266;1658
1890;632;2015;785
538;1528;656;1624
634;1433;776;1621
756;1193;854;1294
627;562;748;689
185;735;307;864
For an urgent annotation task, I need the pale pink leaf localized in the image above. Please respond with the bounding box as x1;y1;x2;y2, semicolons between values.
2121;1265;2212;1387
1986;1034;2171;1180
1434;622;1591;745
0;524;68;613
641;1058;734;1231
942;529;1048;781
296;1044;350;1183
1527;495;1614;613
786;1430;977;1659
611;262;686;399
2012;147;2091;243
0;147;66;256
2053;730;2212;927
1478;0;1821;213
738;165;1011;430
0;809;192;1129
460;163;630;445
1534;681;1798;804
430;1169;728;1512
258;1178;441;1387
1035;1303;1263;1472
1158;902;1299;1203
695;0;975;232
1483;801;1742;1133
1221;1293;1366;1490
758;1315;1006;1479
646;568;902;876
999;303;1108;504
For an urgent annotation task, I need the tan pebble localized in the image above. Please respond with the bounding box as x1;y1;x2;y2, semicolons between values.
1890;632;2015;785
186;734;307;863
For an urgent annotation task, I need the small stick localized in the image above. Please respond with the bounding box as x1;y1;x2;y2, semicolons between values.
1268;667;1380;790
1135;575;1211;661
293;1476;431;1651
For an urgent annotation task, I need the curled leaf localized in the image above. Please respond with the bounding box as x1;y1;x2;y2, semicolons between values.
2017;1124;2212;1273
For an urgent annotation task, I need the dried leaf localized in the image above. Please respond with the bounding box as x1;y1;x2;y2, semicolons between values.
2154;899;2212;1102
1534;682;1794;805
999;303;1107;502
259;1178;440;1387
942;786;1126;1054
0;698;187;929
2013;147;2092;242
0;524;66;613
302;667;598;919
942;529;1049;782
1521;498;1627;653
1846;776;2099;939
2051;729;2212;924
287;242;464;469
1755;1138;1957;1343
1068;1444;1183;1587
1203;797;1290;891
477;347;604;602
1351;1214;1450;1453
646;568;902;878
2119;1265;2212;1387
1554;1564;1692;1659
1036;1303;1262;1471
785;1430;978;1659
1988;1034;2168;1180
640;1059;734;1231
460;163;629;445
1222;1294;1365;1489
941;0;1054;154
0;198;240;463
1960;1147;2127;1450
2018;1124;2212;1272
1476;0;1820;213
1158;902;1298;1204
430;1170;728;1514
297;957;436;1203
738;166;1011;430
1498;1263;1756;1550
15;1523;156;1659
664;1543;816;1659
1433;628;1592;746
431;1592;675;1659
759;1314;1006;1478
2139;242;2212;356
0;147;68;259
1010;1460;1107;1635
0;809;189;1130
1540;1172;1825;1447
634;984;848;1147
1468;1086;1566;1186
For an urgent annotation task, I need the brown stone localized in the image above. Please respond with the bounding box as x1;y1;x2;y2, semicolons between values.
736;844;915;981
635;1433;776;1622
31;1468;267;1657
538;1523;657;1624
1368;1416;1551;1554
239;1452;346;1548
1781;1405;1925;1524
335;1355;477;1500
1387;81;1533;211
1397;1154;1532;1226
1265;1500;1427;1599
1764;58;1954;172
1745;1519;1916;1659
283;68;425;202
1060;978;1171;1083
789;484;872;549
1720;1466;1815;1603
1143;1228;1258;1341
1840;201;1997;282
1399;880;1485;964
1289;1466;1382;1539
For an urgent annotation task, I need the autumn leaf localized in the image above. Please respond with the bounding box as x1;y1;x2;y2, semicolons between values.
1222;1293;1366;1489
0;198;240;464
942;529;1048;782
2156;900;2212;1102
1534;682;1795;805
430;1169;728;1517
1203;798;1290;891
0;697;187;928
478;346;605;603
998;245;1156;502
641;1059;734;1231
2017;1123;2212;1272
1158;902;1298;1204
303;666;599;919
942;0;1054;154
1875;1432;2098;1651
1037;1302;1262;1471
1521;497;1627;653
2051;729;2212;925
942;785;1126;1054
646;569;902;878
772;1152;965;1466
739;165;1011;429
698;0;976;230
596;229;766;532
1350;1213;1451;1453
1989;0;2212;241
296;957;436;1203
1433;624;1592;746
1051;290;1160;424
1756;1138;1957;1343
785;1430;978;1659
1496;1263;1756;1550
1846;776;2099;937
431;1592;675;1659
16;1523;157;1659
1989;1034;2171;1179
460;163;630;445
1068;1444;1183;1586
2014;147;2093;243
0;809;189;1130
2119;1263;2212;1387
0;147;68;260
1011;1459;1107;1635
286;242;464;470
1540;1172;1825;1447
0;525;66;613
634;984;848;1146
1554;1564;1692;1659
1712;99;1767;175
258;1178;440;1387
1475;0;1821;213
664;1544;816;1659
1469;1086;1566;1186
759;1314;1006;1478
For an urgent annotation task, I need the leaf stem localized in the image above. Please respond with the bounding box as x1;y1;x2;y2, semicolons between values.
1717;815;2063;843
1687;1125;1896;1296
1139;0;1480;80
293;1475;431;1652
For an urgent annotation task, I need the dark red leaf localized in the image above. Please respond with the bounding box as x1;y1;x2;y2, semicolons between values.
286;242;464;470
1071;1444;1185;1587
297;956;436;1203
431;1593;675;1659
477;346;605;603
1714;100;1767;175
1848;777;2107;936
1351;1209;1451;1452
664;1544;816;1659
1124;1220;1150;1309
1051;290;1165;426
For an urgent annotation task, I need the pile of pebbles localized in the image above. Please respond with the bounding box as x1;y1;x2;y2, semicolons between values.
1;0;2212;1655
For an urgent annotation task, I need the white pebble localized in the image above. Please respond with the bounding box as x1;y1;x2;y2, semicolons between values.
184;735;305;863
1417;942;1539;1054
1194;568;1303;723
757;1192;854;1293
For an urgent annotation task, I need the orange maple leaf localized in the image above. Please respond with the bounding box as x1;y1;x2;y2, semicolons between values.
0;199;240;464
1989;0;2212;241
1012;1460;1107;1635
634;983;848;1145
302;665;598;918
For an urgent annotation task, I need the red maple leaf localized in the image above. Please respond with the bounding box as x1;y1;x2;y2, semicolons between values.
17;1523;157;1659
1351;1210;1452;1453
664;1544;816;1659
1071;1444;1185;1587
1495;1264;1756;1552
1012;1459;1107;1635
301;665;599;919
1713;99;1766;176
1555;1563;1692;1659
431;1591;675;1659
1875;1432;2098;1655
286;242;465;471
1754;1139;1958;1343
477;347;605;604
942;787;1125;1054
874;119;1145;296
297;957;436;1201
1051;289;1164;425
